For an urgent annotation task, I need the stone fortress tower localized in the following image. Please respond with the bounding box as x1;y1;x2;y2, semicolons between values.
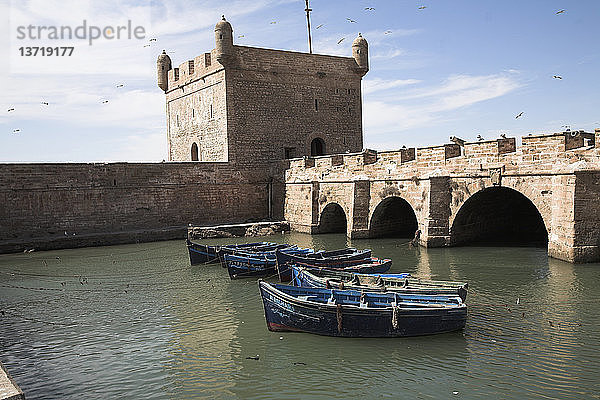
157;16;369;165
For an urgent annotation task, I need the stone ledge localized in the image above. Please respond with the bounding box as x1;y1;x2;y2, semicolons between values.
188;221;290;239
0;227;188;255
0;362;25;400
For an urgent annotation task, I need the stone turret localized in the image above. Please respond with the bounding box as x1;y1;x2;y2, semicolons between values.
352;33;369;76
156;50;172;92
215;15;234;65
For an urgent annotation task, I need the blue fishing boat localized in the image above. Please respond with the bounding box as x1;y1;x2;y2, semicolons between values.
217;243;294;268
186;239;276;265
258;281;467;337
224;247;313;279
291;266;469;302
276;248;372;282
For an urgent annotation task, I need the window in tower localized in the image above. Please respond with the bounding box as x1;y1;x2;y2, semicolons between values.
311;138;325;156
191;143;199;161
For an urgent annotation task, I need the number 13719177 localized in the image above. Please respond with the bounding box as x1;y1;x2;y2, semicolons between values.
19;47;74;56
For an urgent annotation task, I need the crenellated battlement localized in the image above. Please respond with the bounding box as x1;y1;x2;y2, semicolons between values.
166;50;221;91
286;130;600;182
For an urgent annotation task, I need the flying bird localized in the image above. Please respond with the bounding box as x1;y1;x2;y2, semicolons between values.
41;101;49;105
116;84;124;88
500;133;507;139
337;37;345;44
346;18;357;23
270;21;277;24
238;35;245;38
553;75;562;79
149;38;157;42
516;111;524;119
143;44;150;47
384;30;392;35
556;9;565;14
477;134;484;141
418;6;427;10
101;100;109;104
364;7;375;11
7;108;14;112
13;129;20;133
315;24;324;29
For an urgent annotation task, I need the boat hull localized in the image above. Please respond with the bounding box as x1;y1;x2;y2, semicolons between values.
225;254;276;279
259;282;467;338
186;240;219;265
292;267;468;302
276;249;373;282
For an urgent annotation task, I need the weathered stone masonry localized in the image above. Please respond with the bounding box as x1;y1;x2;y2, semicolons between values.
0;162;281;253
284;130;600;263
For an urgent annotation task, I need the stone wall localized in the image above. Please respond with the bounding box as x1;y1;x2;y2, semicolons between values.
284;131;600;263
166;65;228;162
164;44;365;165
0;162;280;253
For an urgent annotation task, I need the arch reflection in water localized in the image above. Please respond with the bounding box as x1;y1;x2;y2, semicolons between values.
451;186;548;246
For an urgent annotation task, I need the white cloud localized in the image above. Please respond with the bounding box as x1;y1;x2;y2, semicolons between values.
363;73;523;138
363;78;421;94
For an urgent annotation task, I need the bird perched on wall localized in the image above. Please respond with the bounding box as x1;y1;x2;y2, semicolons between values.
516;111;524;119
316;24;324;29
500;133;507;139
346;18;357;23
553;75;562;79
337;37;345;44
556;9;565;14
450;136;466;146
7;108;14;112
477;134;484;141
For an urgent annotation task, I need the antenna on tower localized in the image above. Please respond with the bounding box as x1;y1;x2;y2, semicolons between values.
305;0;313;53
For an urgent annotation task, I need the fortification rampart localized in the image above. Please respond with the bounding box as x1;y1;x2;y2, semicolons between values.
284;130;600;263
286;130;600;182
0;161;286;253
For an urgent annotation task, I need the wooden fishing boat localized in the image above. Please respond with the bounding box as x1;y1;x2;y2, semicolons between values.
217;243;294;268
275;248;372;282
290;266;469;302
258;281;467;337
224;247;312;279
186;239;276;265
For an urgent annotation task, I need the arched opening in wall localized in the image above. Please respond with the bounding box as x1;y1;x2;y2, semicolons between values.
369;197;418;238
311;138;325;156
191;143;199;161
451;187;548;247
318;203;347;234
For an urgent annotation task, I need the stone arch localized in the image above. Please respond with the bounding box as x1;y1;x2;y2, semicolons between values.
450;186;548;246
311;137;326;156
318;202;347;234
191;142;199;161
369;196;418;238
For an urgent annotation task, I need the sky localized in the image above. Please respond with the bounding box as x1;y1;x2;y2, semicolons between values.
0;0;599;162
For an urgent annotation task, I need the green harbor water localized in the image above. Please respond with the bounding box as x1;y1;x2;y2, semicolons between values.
1;233;599;399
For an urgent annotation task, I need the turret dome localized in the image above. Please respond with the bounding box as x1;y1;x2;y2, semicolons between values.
352;33;368;47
